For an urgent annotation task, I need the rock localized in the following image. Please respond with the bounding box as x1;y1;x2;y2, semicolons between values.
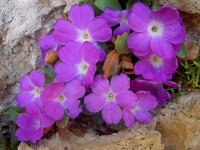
0;0;80;109
156;90;200;150
18;121;163;150
158;0;200;14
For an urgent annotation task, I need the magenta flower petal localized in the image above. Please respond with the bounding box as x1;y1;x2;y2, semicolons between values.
91;75;109;94
134;110;153;123
136;91;158;110
16;114;34;128
54;63;77;83
114;22;130;35
151;37;174;59
152;7;180;25
39;35;57;50
89;18;112;42
40;115;55;128
102;102;122;124
16;92;34;107
134;59;152;75
101;7;121;26
41;82;64;102
164;23;186;44
30;128;43;144
110;74;130;93
25;104;41;119
52;19;78;44
64;99;82;118
69;4;94;29
81;42;100;64
19;75;34;91
15;128;32;142
64;79;86;99
30;70;45;88
128;2;151;32
116;91;137;109
127;32;151;56
84;93;106;113
83;65;96;85
58;41;82;65
130;79;171;105
123;109;135;127
44;102;64;121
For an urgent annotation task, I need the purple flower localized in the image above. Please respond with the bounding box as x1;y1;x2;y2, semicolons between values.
127;2;186;59
84;74;137;124
15;104;54;143
54;41;100;85
134;52;178;82
101;7;130;35
16;70;45;108
41;80;85;120
123;91;157;127
130;79;171;105
39;34;58;63
52;3;112;59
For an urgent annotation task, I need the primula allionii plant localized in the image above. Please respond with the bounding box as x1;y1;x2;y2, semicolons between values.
14;1;186;144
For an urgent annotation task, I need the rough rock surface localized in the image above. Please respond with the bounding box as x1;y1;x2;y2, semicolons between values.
18;91;200;150
158;0;200;14
18;121;163;150
156;90;200;150
0;0;80;111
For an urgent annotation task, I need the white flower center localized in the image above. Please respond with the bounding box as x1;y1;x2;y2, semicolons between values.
34;87;40;95
78;30;91;43
150;54;163;68
106;92;115;101
77;61;89;74
121;14;127;23
148;21;163;37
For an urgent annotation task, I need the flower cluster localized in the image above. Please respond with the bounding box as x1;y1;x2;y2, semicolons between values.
15;1;186;144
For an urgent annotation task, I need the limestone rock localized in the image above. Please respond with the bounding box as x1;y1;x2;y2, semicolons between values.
18;121;163;150
0;0;80;110
156;90;200;150
158;0;200;14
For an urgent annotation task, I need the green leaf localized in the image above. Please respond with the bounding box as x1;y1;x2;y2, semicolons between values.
115;32;131;54
43;64;55;85
94;0;121;11
56;113;69;128
79;0;102;16
126;0;136;10
9;124;19;150
142;0;151;6
109;120;126;131
3;106;24;121
152;3;160;9
0;134;6;150
177;43;188;58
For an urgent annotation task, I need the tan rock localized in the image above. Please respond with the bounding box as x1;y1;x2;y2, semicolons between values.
156;90;200;150
158;0;200;14
18;121;163;150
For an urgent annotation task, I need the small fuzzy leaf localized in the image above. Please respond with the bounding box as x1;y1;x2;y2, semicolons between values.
109;120;126;131
94;0;122;11
152;3;160;9
142;0;151;6
43;64;55;85
56;113;69;128
103;50;120;78
9;124;19;150
126;0;136;10
177;43;188;58
121;55;134;74
115;33;131;54
3;106;24;121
